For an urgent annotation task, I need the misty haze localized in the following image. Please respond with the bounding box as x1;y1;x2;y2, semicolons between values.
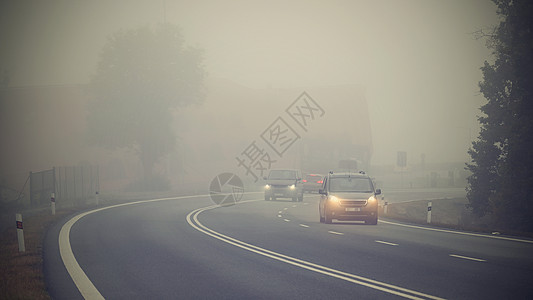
1;1;532;299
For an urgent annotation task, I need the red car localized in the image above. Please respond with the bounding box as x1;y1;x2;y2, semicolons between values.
303;174;324;193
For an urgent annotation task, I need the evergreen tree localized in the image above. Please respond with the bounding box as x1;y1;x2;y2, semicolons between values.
467;0;533;231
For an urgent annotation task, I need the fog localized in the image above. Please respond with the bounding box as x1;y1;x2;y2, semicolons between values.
0;1;499;181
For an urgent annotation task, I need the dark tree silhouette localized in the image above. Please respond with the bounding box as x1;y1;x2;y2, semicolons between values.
87;24;205;188
467;0;533;231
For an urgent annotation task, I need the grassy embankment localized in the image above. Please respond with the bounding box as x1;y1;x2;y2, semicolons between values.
0;209;76;300
381;197;533;238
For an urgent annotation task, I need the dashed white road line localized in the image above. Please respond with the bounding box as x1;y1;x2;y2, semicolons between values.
449;254;486;262
375;240;399;246
299;224;310;228
284;219;291;222
328;230;344;235
188;205;445;300
277;215;282;218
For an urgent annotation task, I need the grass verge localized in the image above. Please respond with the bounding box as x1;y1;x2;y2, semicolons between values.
0;209;76;300
381;198;533;238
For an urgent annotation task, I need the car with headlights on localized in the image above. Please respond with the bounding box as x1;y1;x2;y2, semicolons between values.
319;172;381;224
264;169;304;202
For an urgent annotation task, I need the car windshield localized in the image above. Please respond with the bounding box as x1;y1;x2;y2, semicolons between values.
269;170;297;180
329;177;373;193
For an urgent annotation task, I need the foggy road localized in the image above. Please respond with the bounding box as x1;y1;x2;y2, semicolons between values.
44;193;533;299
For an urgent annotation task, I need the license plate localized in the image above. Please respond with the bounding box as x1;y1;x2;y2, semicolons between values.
346;207;360;212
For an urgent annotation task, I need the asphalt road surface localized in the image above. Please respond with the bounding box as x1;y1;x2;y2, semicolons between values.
44;193;533;299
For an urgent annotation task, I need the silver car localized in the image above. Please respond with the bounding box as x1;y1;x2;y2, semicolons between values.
319;172;381;224
264;169;304;202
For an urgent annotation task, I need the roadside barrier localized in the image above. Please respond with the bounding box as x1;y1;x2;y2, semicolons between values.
16;213;25;252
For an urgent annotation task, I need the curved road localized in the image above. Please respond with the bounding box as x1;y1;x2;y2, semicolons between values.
44;193;533;299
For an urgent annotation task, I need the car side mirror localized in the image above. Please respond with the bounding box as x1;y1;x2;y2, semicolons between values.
375;189;382;195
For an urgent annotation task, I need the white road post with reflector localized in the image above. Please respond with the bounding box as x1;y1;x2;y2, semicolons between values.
427;201;432;224
95;191;99;207
16;213;25;252
383;199;388;215
51;192;56;215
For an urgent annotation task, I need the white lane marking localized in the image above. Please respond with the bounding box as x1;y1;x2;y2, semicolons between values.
278;215;282;218
278;211;283;214
59;211;104;300
449;254;486;262
187;206;445;300
379;220;533;244
292;205;297;207
58;193;260;299
284;219;291;222
376;240;399;246
328;231;344;235
283;207;288;210
299;224;310;228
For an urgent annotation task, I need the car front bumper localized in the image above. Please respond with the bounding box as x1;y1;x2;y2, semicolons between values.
265;187;298;198
327;203;378;221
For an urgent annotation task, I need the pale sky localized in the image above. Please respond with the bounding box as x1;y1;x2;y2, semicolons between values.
0;0;499;165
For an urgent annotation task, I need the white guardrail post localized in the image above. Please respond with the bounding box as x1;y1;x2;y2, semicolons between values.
427;201;432;224
51;192;56;215
16;213;25;252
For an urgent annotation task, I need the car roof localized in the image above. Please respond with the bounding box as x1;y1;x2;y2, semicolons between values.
328;172;369;178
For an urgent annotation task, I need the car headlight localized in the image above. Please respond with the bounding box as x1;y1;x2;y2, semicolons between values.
265;184;271;190
289;184;296;190
368;196;377;204
329;196;340;204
